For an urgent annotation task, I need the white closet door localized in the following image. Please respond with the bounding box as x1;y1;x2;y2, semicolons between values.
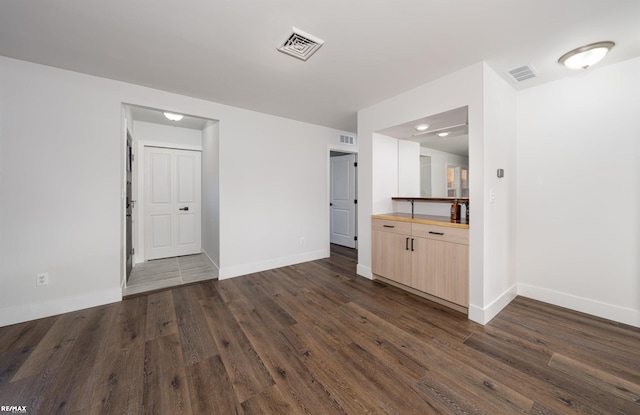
144;147;201;260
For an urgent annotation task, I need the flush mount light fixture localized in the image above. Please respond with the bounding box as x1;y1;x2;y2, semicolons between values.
163;112;184;121
558;41;615;70
415;124;430;131
438;132;450;137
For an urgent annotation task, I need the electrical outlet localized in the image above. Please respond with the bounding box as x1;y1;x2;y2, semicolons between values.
37;272;49;286
299;237;305;246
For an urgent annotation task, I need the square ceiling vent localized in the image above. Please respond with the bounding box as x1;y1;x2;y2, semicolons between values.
506;64;538;83
277;27;324;61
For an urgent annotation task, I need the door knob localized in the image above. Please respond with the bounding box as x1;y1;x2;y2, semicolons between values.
179;207;189;211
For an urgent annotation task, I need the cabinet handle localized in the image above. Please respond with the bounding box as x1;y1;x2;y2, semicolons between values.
429;231;444;235
405;237;409;250
383;225;395;228
411;238;414;251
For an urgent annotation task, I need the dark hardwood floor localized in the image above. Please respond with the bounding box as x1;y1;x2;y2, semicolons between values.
1;244;639;414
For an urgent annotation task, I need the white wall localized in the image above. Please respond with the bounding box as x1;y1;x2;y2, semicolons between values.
371;133;399;216
420;156;431;197
0;56;355;326
217;111;355;278
481;64;518;319
516;57;640;327
397;140;420;197
1;59;123;326
419;147;469;198
358;63;488;321
201;121;220;270
133;121;202;147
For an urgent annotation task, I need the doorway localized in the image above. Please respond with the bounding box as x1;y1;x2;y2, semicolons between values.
122;104;220;295
330;151;357;249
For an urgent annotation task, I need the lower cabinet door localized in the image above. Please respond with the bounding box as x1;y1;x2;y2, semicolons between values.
372;230;412;287
412;237;469;306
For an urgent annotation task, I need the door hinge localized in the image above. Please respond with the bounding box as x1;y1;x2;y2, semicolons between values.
354;199;358;204
354;162;358;167
354;236;358;241
131;154;135;162
132;248;135;255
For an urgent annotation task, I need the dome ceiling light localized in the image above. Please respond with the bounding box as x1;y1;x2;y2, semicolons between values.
558;41;615;70
163;112;184;121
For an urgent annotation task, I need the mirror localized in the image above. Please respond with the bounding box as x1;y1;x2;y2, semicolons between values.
378;106;469;198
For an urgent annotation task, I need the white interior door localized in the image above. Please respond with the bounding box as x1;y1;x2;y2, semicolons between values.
144;147;201;260
330;153;357;248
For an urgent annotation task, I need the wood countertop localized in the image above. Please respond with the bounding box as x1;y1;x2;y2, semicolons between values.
372;213;469;229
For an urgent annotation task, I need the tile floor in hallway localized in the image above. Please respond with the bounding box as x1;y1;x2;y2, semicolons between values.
124;253;217;296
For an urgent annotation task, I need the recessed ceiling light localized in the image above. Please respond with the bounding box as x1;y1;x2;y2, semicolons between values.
415;124;429;131
558;41;615;70
163;112;184;121
438;132;450;137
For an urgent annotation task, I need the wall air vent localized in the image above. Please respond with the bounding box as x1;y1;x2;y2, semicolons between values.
340;135;354;145
277;27;324;61
507;64;538;83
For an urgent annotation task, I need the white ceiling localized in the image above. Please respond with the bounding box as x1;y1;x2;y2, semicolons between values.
378;107;469;156
1;1;638;132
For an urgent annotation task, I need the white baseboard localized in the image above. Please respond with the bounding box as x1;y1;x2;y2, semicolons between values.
0;288;122;328
218;249;329;279
518;283;640;329
201;249;220;277
468;284;518;325
356;264;372;280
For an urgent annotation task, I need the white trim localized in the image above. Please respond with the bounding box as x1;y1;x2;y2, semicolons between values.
518;283;640;329
328;143;358;154
356;264;373;280
218;249;329;279
468;283;518;325
121;115;128;287
201;249;220;275
326;144;359;253
0;288;122;328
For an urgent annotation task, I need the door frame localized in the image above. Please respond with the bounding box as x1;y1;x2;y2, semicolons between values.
125;131;134;281
136;140;202;264
327;145;358;251
121;117;130;289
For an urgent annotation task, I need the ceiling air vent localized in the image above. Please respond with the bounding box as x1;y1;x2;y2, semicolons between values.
277;27;324;61
507;64;538;83
340;135;354;145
